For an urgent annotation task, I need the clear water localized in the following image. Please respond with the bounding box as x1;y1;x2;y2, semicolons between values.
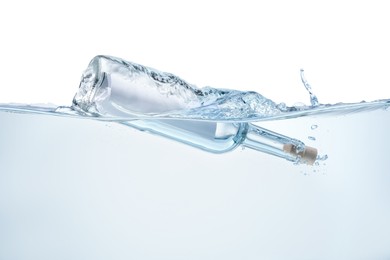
1;99;390;259
1;56;390;259
0;56;389;165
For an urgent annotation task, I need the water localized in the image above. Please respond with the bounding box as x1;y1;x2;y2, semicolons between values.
1;100;390;259
1;56;390;259
0;55;389;165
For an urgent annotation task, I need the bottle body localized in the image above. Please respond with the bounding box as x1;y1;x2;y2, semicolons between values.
123;119;248;153
73;55;204;116
73;55;249;153
72;55;317;164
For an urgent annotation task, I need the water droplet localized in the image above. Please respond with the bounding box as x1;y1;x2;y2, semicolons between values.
311;124;318;130
308;136;316;141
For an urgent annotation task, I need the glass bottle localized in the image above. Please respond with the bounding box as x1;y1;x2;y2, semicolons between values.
72;55;317;165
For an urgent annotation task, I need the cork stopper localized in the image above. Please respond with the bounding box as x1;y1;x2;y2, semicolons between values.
283;144;318;165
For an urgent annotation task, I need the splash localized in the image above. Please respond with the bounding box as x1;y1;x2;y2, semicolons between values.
0;55;388;122
300;69;319;106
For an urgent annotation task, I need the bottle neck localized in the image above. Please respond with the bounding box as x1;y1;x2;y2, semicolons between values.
242;123;317;165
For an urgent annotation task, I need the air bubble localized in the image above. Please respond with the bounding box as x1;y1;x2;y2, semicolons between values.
317;154;329;161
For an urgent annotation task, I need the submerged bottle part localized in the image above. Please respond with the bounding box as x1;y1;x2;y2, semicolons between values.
72;55;318;165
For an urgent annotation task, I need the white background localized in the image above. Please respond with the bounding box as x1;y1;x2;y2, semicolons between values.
0;0;389;106
1;2;390;259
